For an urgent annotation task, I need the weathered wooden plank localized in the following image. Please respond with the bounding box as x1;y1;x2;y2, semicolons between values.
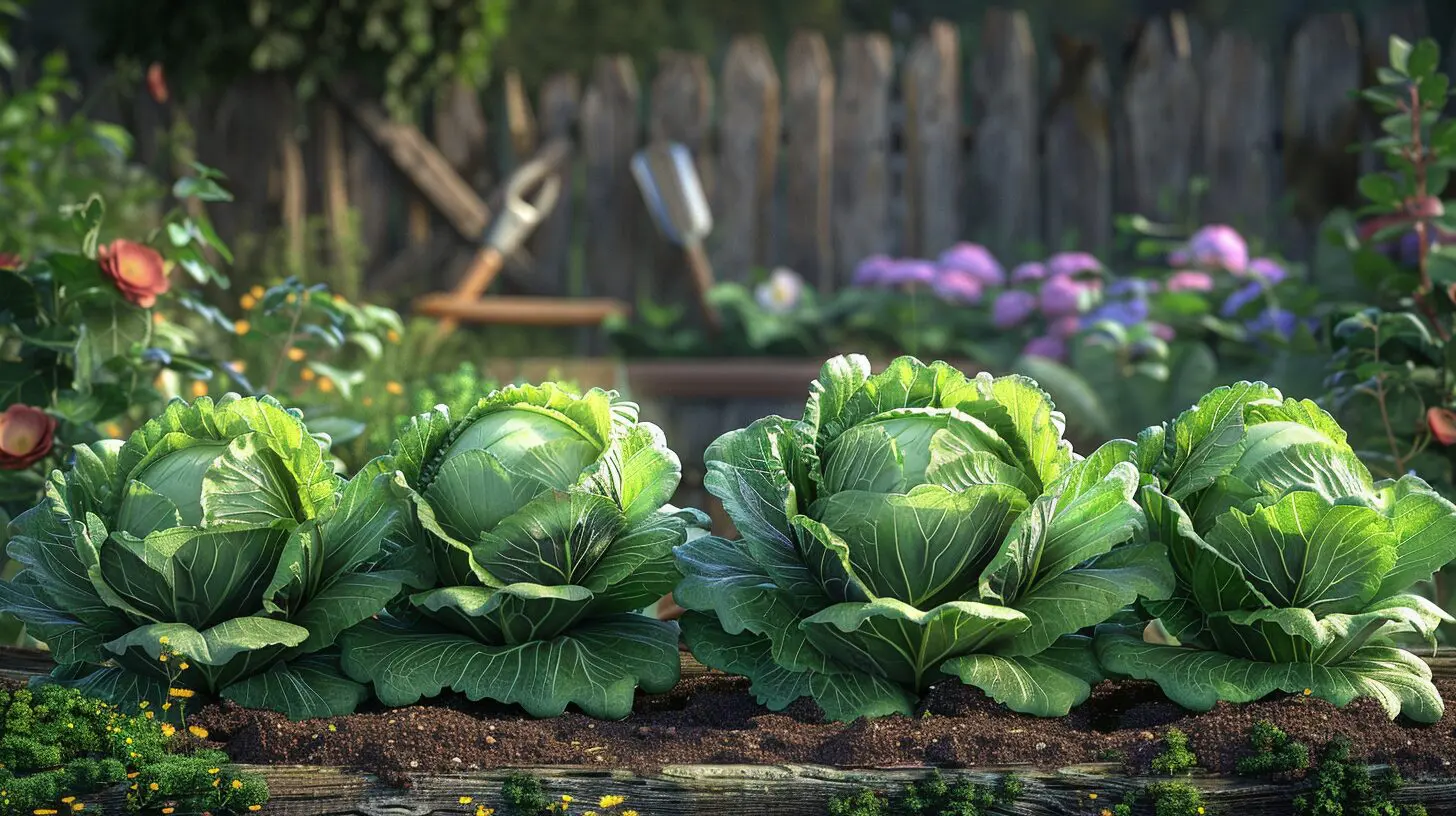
197;75;290;255
1200;30;1275;232
581;56;646;309
968;8;1039;259
345;116;396;290
901;20;962;259
714;35;781;281
504;69;539;164
782;31;835;288
1043;34;1113;254
1117;13;1201;224
1283;13;1362;251
531;73;581;298
278;114;308;275
1360;1;1429;175
434;78;492;195
333;81;491;241
832;33;894;287
648;50;715;308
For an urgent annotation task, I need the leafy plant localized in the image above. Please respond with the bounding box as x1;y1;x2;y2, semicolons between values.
1095;382;1456;722
675;354;1172;720
1150;729;1197;775
1293;738;1427;816
0;394;414;719
1235;721;1309;777
340;383;709;718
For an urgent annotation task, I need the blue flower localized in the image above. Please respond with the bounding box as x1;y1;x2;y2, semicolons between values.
1246;307;1298;340
1221;281;1264;318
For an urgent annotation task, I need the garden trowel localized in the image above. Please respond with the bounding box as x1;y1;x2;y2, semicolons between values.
631;141;722;332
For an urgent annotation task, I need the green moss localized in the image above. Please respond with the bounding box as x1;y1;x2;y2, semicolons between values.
501;772;550;815
1144;781;1206;816
0;684;265;816
825;771;1022;816
1150;729;1198;775
1292;738;1427;816
827;788;888;816
1235;721;1310;776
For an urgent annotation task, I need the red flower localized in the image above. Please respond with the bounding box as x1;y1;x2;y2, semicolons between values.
0;404;57;470
98;239;170;308
146;63;169;104
0;252;21;271
1428;407;1456;446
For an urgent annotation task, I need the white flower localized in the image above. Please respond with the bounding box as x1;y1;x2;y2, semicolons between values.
755;267;804;314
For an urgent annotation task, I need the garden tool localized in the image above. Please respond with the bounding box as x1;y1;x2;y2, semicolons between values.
631;141;722;333
416;138;627;340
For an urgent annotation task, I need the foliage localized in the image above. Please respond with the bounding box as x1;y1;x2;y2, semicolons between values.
0;684;266;816
0;394;414;719
675;354;1173;720
1142;782;1206;816
88;0;510;119
824;772;1020;816
1095;382;1456;723
0;50;162;260
827;789;888;816
1150;729;1197;775
1292;738;1427;816
1235;721;1310;777
339;383;709;718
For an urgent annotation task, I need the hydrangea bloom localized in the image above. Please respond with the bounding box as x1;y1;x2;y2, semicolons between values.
1246;258;1287;284
1046;251;1103;278
1183;224;1248;273
1048;315;1083;338
1039;275;1091;318
1149;322;1176;341
1106;278;1160;297
1085;298;1150;327
992;290;1037;328
879;260;938;286
1246;307;1298;340
1166;270;1214;292
1010;262;1047;283
1022;335;1065;361
931;269;984;305
937;242;1005;286
1221;281;1263;318
852;254;895;286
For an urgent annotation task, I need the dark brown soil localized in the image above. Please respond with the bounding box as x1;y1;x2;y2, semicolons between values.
184;676;1456;786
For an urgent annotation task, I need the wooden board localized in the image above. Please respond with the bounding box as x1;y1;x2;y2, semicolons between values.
901;20;961;259
1117;13;1201;225
715;36;781;281
968;8;1039;259
782;31;835;288
831;33;893;286
1043;35;1113;255
1200;30;1275;233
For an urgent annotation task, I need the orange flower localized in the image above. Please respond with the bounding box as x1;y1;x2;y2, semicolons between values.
98;239;170;308
146;63;169;104
286;347;306;362
0;404;57;470
191;380;209;398
1428;407;1456;446
385;381;403;396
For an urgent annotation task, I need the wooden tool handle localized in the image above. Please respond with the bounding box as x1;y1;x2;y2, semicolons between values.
431;247;505;342
684;242;722;334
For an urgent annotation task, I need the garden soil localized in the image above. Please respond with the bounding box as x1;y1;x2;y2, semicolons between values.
181;675;1456;785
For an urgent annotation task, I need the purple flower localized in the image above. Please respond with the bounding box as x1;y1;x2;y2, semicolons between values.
1039;275;1092;318
1107;278;1160;297
1166;270;1215;292
1022;335;1066;361
1246;307;1298;341
853;254;894;286
1247;257;1287;284
1048;315;1082;338
1168;248;1192;267
937;243;1006;287
1046;251;1103;278
1010;262;1047;283
992;290;1037;328
1149;322;1176;341
931;269;984;305
1221;281;1264;318
1086;298;1149;326
879;259;938;286
1185;224;1248;273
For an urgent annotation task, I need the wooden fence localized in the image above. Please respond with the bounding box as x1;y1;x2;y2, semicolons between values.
159;3;1447;317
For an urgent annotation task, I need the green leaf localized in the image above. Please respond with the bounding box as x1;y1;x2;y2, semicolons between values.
1389;36;1413;74
942;636;1100;716
1162;382;1281;500
340;614;680;719
103;617;310;667
474;491;626;587
49;664;169;713
221;652;369;719
1095;627;1442;722
74;303;151;386
1375;476;1456;600
679;612;812;710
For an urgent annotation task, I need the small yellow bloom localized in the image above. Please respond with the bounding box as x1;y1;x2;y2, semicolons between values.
71;805;84;813
1088;792;1098;800
212;778;220;788
104;423;123;438
599;796;625;809
190;725;210;739
148;783;160;791
332;293;346;304
158;654;168;662
232;779;244;790
474;808;493;816
317;376;335;393
1101;810;1114;816
250;285;265;299
124;738;133;745
286;293;297;304
385;381;403;395
230;361;246;374
129;752;140;759
327;724;337;733
161;702;171;711
459;797;473;805
235;320;251;336
144;711;154;720
248;807;262;813
240;294;257;310
191;380;209;398
60;798;74;805
178;662;189;671
33;809;58;815
208;768;220;775
168;688;195;699
1197;809;1205;815
66;722;74;728
287;347;306;362
561;796;573;804
1302;688;1312;696
620;811;638;816
362;396;374;407
300;368;317;381
158;636;169;645
162;808;174;815
387;330;400;343
153;312;166;324
127;773;138;779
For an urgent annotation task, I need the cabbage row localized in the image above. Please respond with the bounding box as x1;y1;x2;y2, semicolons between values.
4;356;1455;724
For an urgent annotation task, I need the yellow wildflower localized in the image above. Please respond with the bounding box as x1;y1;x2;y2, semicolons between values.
158;654;168;662
161;703;172;711
167;688;195;699
249;807;262;813
153;312;165;324
474;808;493;816
1197;809;1205;815
230;361;245;374
235;320;251;336
160;724;175;738
459;797;473;805
124;738;133;745
190;725;210;739
300;368;316;381
129;752;140;759
286;293;297;304
212;779;220;788
287;347;306;362
1302;688;1312;696
620;811;638;816
385;381;403;395
127;773;138;780
71;805;84;813
144;712;154;720
561;796;573;804
32;809;58;815
208;768;220;775
104;423;123;438
387;330;400;343
249;285;265;299
178;662;189;671
327;724;337;732
162;808;174;815
60;799;74;805
240;294;257;310
362;397;374;407
148;783;160;791
138;701;149;709
190;380;208;398
231;779;243;790
1089;793;1098;800
158;636;169;645
599;796;625;809
317;376;335;393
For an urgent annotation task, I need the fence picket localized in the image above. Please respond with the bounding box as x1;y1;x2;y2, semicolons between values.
1200;31;1275;233
901;20;961;259
831;33;894;286
968;8;1039;259
532;73;581;298
1118;14;1201;225
783;31;835;288
581;56;645;311
1283;13;1362;250
715;36;781;281
648;51;714;306
1043;35;1113;255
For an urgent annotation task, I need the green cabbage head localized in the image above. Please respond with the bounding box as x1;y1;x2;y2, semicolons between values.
1095;382;1456;722
339;383;708;719
674;355;1173;720
0;395;412;719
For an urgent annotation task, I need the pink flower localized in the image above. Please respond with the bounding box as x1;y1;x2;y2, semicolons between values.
1010;262;1047;283
1183;224;1248;274
1166;271;1214;292
1247;257;1287;284
992;291;1037;328
1048;316;1082;338
1039;275;1091;318
931;269;984;305
937;243;1005;287
1149;322;1176;342
1046;251;1103;278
